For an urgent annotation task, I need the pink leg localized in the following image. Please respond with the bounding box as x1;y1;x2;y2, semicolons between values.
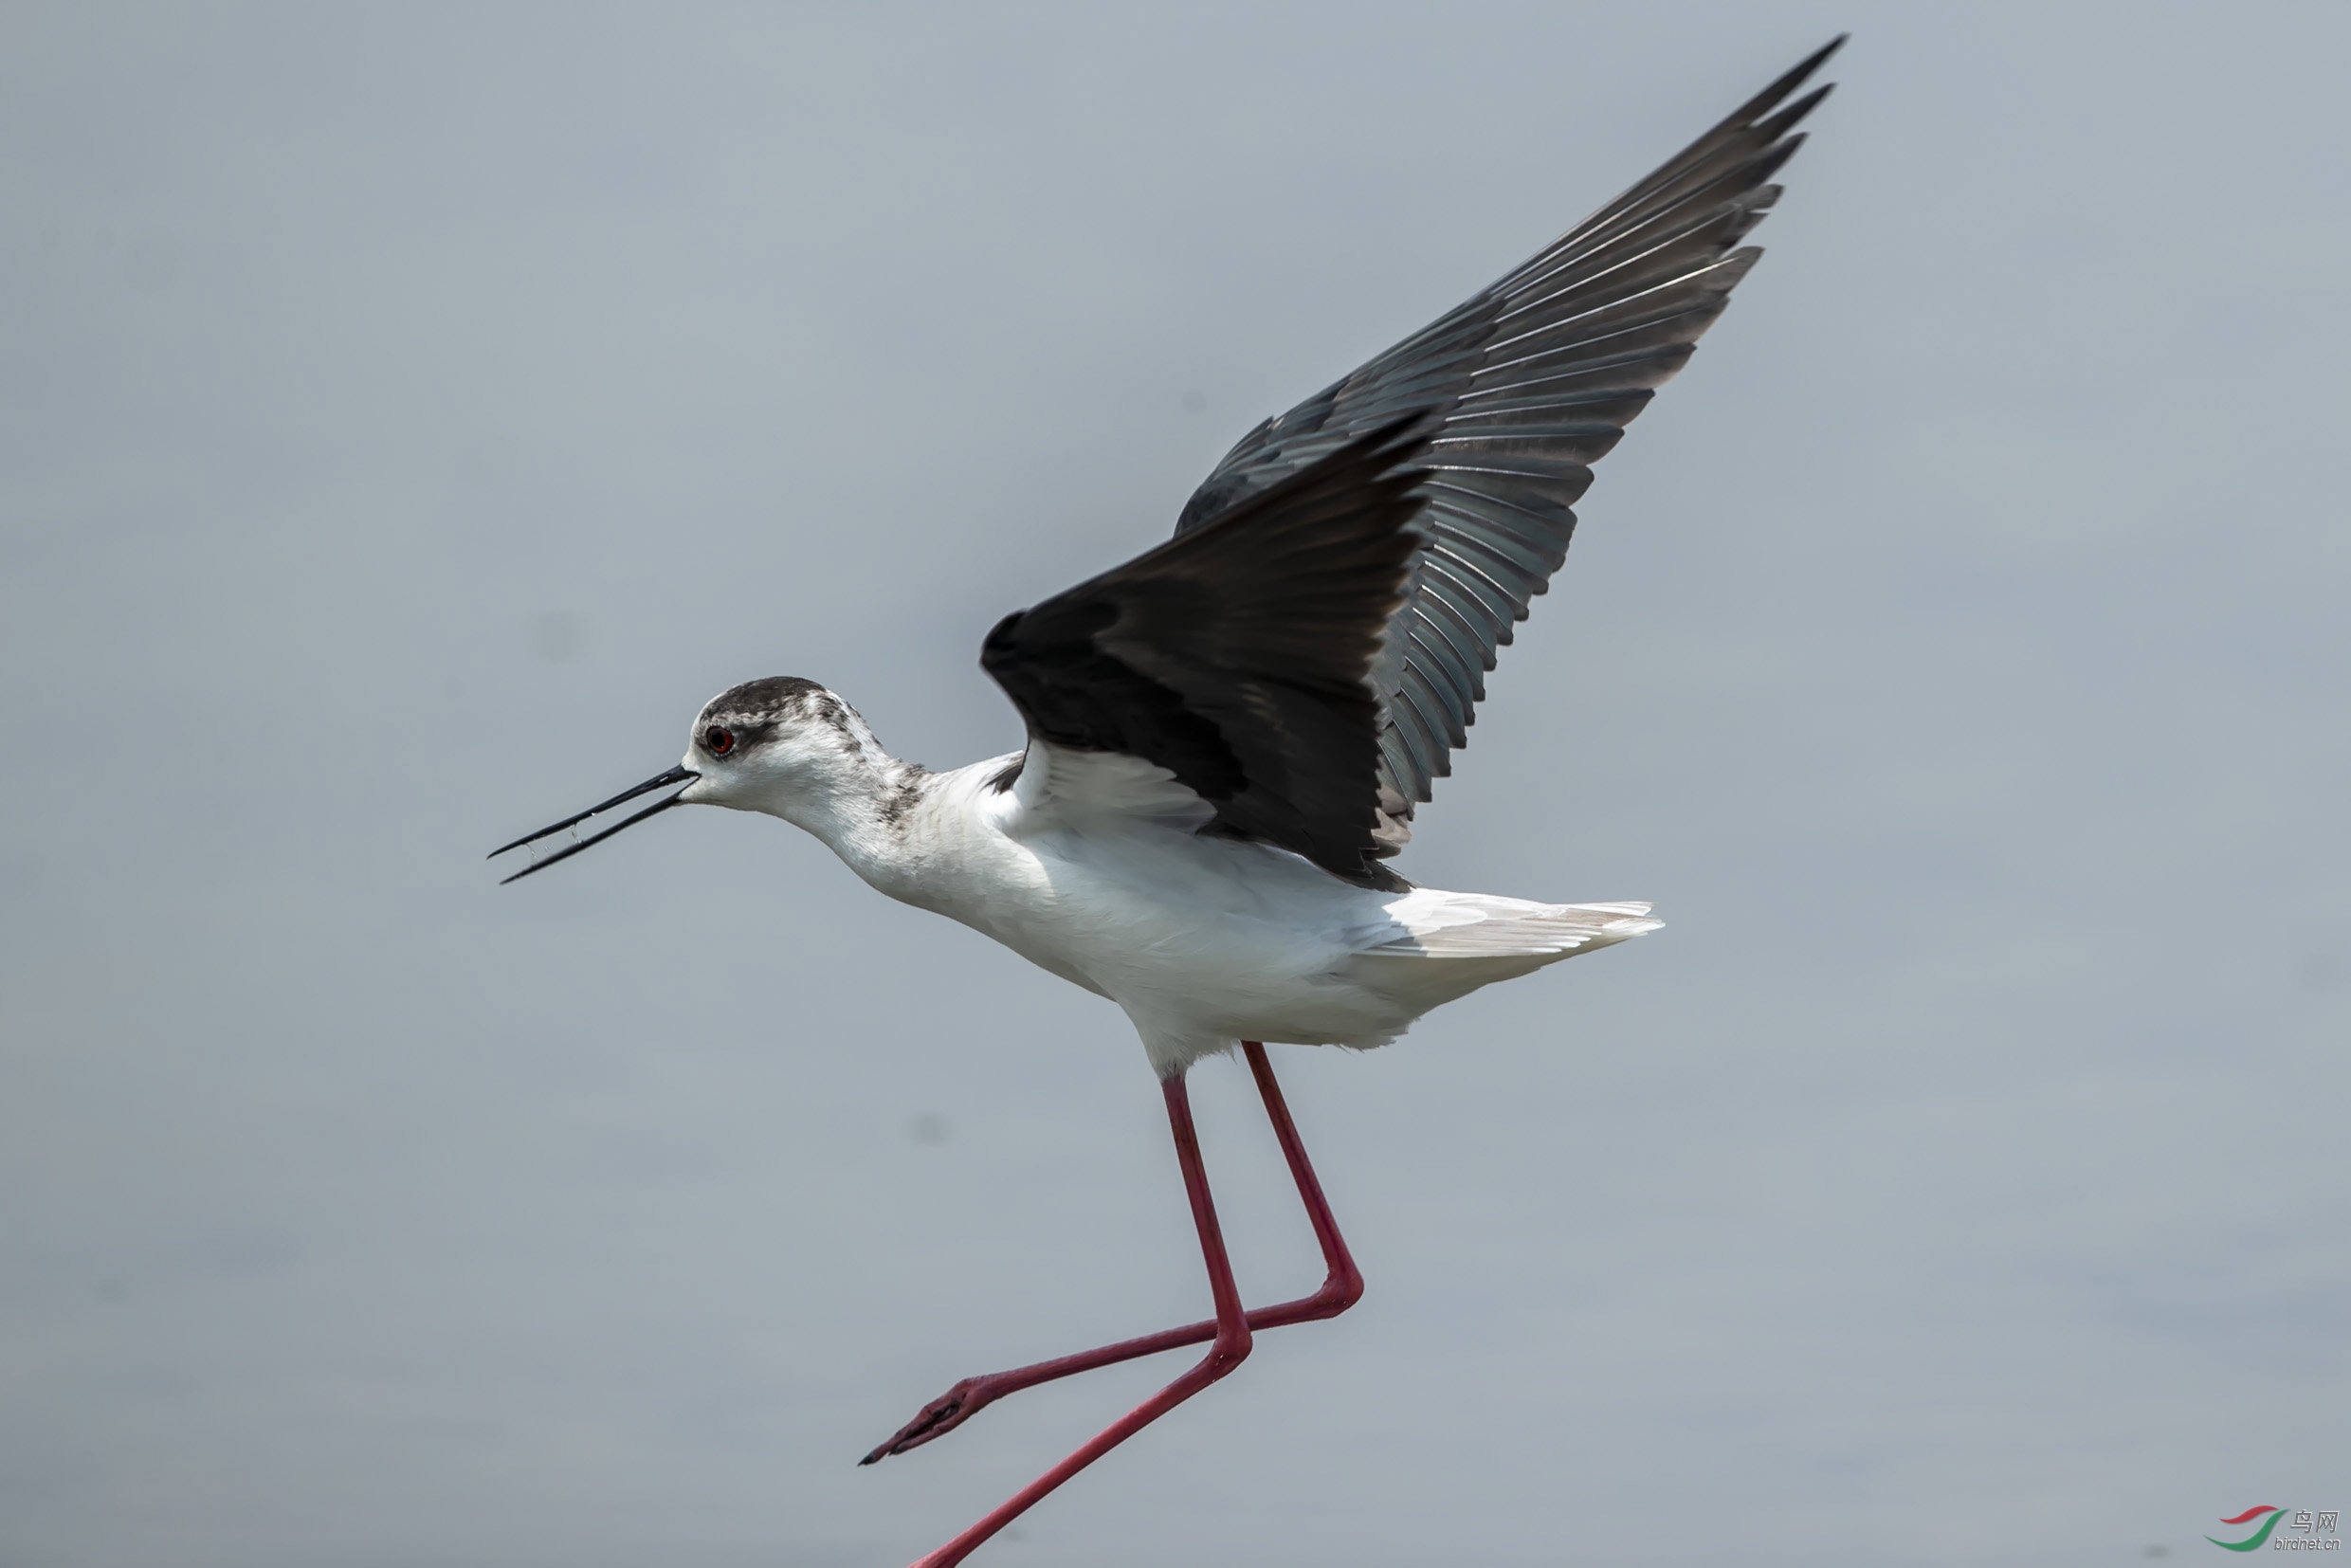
905;1069;1252;1568
866;1042;1360;1464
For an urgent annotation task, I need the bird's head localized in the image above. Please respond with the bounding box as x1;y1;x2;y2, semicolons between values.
681;676;887;809
490;674;868;884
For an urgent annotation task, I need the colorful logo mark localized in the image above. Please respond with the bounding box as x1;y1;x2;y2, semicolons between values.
2209;1507;2285;1552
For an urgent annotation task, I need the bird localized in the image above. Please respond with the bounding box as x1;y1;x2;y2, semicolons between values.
492;37;1838;1568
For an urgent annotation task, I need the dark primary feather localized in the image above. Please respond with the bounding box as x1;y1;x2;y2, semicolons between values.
983;419;1433;890
1175;37;1841;832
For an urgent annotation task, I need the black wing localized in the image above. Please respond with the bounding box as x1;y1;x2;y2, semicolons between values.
1176;38;1840;829
983;419;1431;891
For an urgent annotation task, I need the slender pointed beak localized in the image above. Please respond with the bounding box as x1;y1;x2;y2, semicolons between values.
488;764;697;884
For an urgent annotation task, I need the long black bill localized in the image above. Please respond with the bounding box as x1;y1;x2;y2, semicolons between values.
488;764;697;885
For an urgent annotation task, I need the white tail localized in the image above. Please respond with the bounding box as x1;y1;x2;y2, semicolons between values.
1361;897;1662;958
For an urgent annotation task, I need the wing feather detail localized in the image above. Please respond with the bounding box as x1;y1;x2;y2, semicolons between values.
983;419;1434;889
1174;39;1839;827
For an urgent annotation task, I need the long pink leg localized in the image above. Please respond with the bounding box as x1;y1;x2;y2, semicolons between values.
866;1042;1360;1465
905;1069;1252;1568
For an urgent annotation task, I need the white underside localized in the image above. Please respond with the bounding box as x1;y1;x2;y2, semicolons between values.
767;742;1661;1077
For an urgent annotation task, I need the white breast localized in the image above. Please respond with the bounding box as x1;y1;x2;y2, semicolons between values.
847;754;1654;1076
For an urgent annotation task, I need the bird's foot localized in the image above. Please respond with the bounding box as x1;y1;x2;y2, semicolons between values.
860;1374;1011;1465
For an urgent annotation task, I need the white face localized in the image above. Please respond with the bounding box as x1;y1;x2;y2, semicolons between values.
677;716;787;809
490;675;886;884
675;677;868;813
491;674;860;882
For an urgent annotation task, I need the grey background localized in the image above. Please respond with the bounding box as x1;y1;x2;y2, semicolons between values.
3;5;2343;1565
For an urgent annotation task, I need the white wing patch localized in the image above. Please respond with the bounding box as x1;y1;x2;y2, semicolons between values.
1007;739;1216;830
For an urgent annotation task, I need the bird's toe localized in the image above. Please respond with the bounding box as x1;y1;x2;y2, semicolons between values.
858;1376;998;1465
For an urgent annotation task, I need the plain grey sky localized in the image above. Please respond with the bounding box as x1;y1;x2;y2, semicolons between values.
3;5;2344;1566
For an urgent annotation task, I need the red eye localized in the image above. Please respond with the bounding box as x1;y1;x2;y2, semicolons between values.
703;725;735;756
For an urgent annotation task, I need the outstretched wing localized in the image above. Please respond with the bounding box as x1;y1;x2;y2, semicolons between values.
983;419;1431;891
1176;38;1840;832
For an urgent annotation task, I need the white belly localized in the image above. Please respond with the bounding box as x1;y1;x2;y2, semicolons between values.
843;757;1655;1078
889;808;1464;1072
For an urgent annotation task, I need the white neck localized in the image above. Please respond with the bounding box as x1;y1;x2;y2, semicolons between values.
732;710;935;893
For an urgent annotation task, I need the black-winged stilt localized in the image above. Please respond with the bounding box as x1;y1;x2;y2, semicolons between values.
493;37;1838;1565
